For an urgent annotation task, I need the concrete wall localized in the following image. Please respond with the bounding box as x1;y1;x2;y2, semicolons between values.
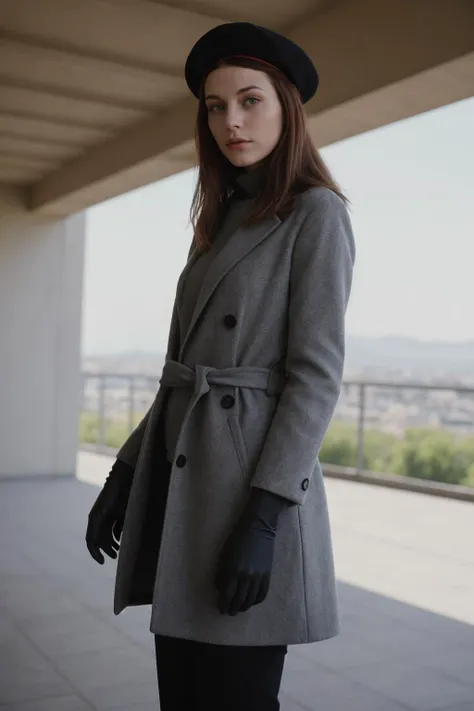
0;186;85;478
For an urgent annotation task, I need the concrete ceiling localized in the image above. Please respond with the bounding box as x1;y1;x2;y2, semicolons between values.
0;0;473;215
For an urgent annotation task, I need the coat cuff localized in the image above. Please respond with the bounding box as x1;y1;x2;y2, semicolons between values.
250;472;312;506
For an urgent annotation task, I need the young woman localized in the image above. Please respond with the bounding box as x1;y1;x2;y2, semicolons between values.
86;22;356;711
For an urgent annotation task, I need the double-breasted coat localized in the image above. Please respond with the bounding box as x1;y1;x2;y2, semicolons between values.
113;185;356;646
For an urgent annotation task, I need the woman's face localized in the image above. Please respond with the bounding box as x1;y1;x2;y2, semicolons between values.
204;65;283;169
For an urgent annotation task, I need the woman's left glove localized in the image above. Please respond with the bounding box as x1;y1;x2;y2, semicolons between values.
86;458;134;565
214;487;291;615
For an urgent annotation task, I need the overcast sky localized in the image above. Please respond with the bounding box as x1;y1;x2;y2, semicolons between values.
81;96;474;356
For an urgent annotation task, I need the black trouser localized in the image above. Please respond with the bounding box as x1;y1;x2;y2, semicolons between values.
154;634;287;710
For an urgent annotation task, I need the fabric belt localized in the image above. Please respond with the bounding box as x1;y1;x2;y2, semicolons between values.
160;360;287;398
159;360;287;467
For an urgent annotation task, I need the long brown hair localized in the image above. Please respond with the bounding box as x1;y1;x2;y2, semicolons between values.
190;56;347;253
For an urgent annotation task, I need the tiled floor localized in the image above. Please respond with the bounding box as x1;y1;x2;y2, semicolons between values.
1;452;473;710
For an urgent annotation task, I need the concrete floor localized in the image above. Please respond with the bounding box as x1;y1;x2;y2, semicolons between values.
1;451;473;711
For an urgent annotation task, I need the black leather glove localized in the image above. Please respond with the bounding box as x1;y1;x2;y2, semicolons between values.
86;458;134;565
214;487;292;616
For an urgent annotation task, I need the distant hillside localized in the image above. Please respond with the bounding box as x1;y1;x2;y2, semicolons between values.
83;336;474;378
345;335;474;373
83;351;166;376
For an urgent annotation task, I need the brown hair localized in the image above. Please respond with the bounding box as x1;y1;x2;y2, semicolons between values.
190;56;348;253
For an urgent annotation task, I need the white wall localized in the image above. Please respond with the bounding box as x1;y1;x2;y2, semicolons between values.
0;186;85;478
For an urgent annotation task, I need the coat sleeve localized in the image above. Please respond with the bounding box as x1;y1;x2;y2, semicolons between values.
116;406;152;468
116;294;182;468
249;188;356;505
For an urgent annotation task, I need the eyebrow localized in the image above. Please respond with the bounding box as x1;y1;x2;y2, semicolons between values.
204;85;265;101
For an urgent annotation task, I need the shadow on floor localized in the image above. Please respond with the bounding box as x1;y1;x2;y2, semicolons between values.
1;476;473;711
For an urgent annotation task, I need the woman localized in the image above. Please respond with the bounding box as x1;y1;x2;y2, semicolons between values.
86;21;356;711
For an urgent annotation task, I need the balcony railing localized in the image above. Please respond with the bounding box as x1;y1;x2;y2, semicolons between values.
80;372;474;487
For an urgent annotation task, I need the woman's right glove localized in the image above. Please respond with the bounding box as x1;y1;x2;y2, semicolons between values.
86;458;134;565
214;487;291;615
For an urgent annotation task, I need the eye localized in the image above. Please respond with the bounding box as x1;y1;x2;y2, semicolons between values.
208;103;224;113
244;96;260;106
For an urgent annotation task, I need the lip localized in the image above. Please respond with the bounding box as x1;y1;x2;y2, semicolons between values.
227;139;251;149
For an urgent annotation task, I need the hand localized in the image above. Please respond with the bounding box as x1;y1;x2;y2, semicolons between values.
214;487;290;616
86;459;134;565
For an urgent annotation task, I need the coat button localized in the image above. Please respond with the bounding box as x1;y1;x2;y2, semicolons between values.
301;478;309;491
176;454;187;468
221;395;235;409
223;314;237;328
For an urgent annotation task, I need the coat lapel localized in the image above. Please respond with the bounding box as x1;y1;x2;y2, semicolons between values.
179;213;281;358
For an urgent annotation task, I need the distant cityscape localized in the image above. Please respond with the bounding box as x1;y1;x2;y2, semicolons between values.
81;336;474;439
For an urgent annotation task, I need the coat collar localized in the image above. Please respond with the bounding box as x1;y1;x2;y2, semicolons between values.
177;210;281;359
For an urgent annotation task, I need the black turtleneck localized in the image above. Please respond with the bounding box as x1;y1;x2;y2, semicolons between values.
231;164;266;201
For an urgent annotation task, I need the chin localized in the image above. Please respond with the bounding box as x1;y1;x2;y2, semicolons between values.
226;152;262;168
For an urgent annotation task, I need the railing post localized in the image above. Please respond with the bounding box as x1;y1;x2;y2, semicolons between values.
357;383;366;475
98;375;106;454
79;373;86;412
128;376;135;436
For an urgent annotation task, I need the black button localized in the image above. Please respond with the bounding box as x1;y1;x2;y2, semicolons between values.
301;478;309;491
224;314;237;328
176;454;187;468
220;395;235;409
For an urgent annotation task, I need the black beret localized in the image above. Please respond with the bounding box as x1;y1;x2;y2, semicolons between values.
184;22;319;105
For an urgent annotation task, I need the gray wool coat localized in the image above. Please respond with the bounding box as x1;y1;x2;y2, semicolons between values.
113;185;356;647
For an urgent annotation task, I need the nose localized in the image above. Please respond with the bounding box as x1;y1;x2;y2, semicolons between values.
225;104;243;131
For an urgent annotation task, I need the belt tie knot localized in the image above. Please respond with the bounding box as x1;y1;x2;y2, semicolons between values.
194;364;216;398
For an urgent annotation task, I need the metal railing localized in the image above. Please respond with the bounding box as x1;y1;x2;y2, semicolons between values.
80;372;474;475
80;372;158;454
341;379;474;474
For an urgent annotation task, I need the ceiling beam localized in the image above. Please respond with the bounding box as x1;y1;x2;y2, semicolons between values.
0;0;226;74
30;96;198;215
30;0;474;215
0;29;183;79
290;0;474;144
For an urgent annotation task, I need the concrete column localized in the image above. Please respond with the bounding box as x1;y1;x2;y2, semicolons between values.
0;186;85;479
